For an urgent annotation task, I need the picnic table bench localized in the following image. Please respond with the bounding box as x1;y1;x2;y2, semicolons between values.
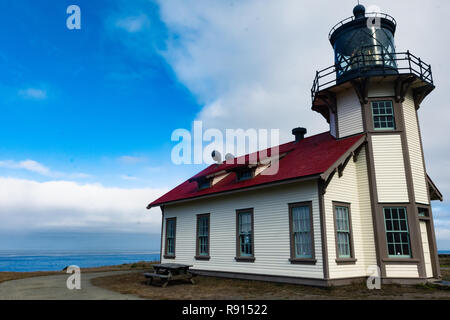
144;263;195;287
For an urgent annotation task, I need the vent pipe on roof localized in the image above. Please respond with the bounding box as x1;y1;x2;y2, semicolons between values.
292;127;307;142
211;150;222;163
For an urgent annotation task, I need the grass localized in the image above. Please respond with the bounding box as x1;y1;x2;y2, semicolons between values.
439;254;450;268
91;272;450;300
0;261;155;285
2;256;449;300
90;256;450;300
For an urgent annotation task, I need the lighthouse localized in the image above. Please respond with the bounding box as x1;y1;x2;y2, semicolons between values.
312;4;441;281
148;3;442;286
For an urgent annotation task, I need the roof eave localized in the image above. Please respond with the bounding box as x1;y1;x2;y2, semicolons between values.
427;175;443;202
146;174;322;209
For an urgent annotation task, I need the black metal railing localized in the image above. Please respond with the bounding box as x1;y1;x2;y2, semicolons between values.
311;50;433;103
328;12;397;39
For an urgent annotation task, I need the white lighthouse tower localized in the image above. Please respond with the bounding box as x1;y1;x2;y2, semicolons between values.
312;4;442;281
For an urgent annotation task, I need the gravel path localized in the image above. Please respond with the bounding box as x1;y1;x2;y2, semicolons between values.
0;271;143;300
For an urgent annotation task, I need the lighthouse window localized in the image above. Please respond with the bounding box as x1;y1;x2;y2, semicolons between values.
384;207;411;258
371;101;396;130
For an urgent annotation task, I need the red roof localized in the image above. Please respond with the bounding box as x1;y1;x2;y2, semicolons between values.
147;132;365;208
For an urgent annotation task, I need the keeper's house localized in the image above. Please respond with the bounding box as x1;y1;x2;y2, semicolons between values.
147;4;443;286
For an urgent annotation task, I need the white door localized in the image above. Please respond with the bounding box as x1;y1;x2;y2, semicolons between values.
420;221;433;278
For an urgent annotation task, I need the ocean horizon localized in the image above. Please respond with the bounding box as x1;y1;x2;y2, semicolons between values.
0;250;160;272
1;250;449;272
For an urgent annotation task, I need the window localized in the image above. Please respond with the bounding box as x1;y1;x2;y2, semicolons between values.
198;179;211;190
384;207;411;258
372;101;396;130
289;203;314;261
418;207;429;217
236;209;254;261
236;169;254;181
164;218;176;258
196;214;210;259
334;204;354;260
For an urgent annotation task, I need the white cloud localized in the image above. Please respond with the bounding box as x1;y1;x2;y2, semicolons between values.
0;177;165;233
115;14;149;33
118;155;146;164
120;174;139;181
0;159;90;179
18;88;47;100
0;159;50;176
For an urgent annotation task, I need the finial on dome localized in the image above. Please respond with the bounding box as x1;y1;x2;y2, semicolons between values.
353;4;366;19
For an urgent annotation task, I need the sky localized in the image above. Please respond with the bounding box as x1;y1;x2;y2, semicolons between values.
0;0;449;252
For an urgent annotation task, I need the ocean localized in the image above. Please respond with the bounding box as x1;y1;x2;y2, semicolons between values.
1;250;449;272
0;251;160;272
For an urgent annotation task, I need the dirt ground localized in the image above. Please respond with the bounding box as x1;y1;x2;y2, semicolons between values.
0;261;154;285
91;267;450;300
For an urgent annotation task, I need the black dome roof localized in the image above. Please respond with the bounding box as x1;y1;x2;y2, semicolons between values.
353;4;366;18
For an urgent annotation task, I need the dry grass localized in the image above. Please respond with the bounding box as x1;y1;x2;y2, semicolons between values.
91;271;450;300
439;254;450;268
441;268;450;281
0;261;155;285
91;256;450;300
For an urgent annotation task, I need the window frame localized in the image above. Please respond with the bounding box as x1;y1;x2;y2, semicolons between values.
236;167;255;182
164;217;176;259
371;100;396;131
288;202;316;264
198;178;211;190
235;208;255;262
195;213;211;260
333;202;356;264
383;207;412;259
417;206;430;220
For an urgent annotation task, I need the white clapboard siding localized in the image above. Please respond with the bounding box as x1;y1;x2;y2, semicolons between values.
385;265;419;278
161;181;324;279
324;149;377;279
371;135;409;203
368;82;395;98
420;221;433;278
337;89;364;138
403;93;429;204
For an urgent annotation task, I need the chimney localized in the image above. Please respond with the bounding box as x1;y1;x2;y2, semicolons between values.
292;127;307;142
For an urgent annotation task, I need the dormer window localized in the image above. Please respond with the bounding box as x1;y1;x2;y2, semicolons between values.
236;168;254;182
371;101;396;130
198;178;211;190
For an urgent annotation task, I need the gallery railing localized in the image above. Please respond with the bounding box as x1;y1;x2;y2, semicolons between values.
311;50;433;103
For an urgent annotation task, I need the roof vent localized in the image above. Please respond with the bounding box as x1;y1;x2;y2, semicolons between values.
292;127;307;142
211;150;222;163
225;153;235;162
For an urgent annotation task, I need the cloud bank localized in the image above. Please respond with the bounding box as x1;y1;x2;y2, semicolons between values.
0;177;166;234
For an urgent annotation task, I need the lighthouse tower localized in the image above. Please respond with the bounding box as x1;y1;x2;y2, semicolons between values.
312;4;442;281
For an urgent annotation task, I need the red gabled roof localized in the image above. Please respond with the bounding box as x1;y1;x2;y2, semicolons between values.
147;132;365;208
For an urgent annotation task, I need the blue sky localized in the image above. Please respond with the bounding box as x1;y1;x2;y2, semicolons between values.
0;0;449;251
0;0;204;189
